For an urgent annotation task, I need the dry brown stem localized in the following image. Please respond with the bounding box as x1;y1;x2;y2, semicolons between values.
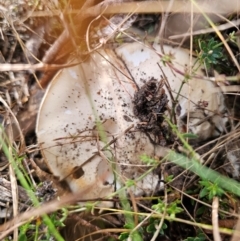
32;1;240;17
212;197;221;241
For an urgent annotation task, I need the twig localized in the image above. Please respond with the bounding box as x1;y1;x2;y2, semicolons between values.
31;1;240;17
0;62;80;72
150;181;167;241
128;189;139;227
212;197;222;241
169;19;240;39
231;214;240;241
7;124;18;241
85;1;240;15
155;0;175;53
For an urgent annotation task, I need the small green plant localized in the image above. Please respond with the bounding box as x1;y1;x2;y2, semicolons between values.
140;154;158;166
165;174;174;183
197;37;224;69
184;231;206;241
199;179;225;200
161;53;175;66
125;179;136;187
18;222;34;241
119;230;130;241
144;199;184;237
146;218;167;235
196;31;236;72
152;199;183;219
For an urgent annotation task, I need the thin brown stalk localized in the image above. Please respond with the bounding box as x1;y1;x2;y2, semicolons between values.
128;189;139;227
7;121;19;241
90;1;240;16
231;216;240;241
0;62;79;72
150;184;167;241
8;142;18;241
212;197;221;241
169;19;240;39
31;1;240;18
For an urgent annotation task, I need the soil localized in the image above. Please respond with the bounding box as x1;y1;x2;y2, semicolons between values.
133;78;172;146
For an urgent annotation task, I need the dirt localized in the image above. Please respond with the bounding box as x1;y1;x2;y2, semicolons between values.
133;78;172;146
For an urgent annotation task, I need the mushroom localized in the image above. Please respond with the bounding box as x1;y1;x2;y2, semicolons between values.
36;42;226;205
115;42;227;140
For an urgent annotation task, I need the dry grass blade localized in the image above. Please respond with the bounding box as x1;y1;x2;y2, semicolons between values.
231;216;240;241
150;185;167;241
8;167;18;241
95;1;240;15
169;19;240;39
30;0;240;18
7;127;19;241
212;197;221;241
0;62;80;72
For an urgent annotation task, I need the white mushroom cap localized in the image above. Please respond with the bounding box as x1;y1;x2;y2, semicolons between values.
36;42;226;205
37;49;161;205
115;42;226;140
